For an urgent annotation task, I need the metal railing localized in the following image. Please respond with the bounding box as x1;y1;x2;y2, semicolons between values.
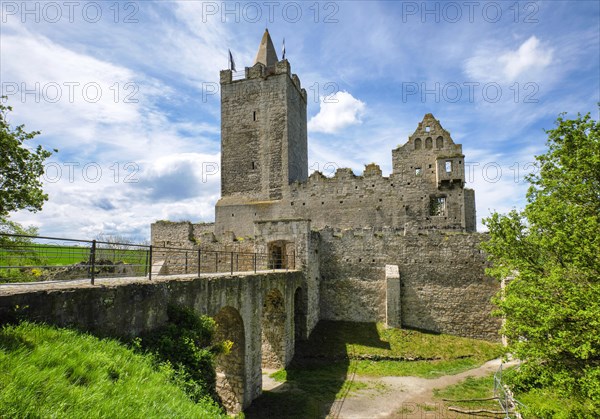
494;363;525;419
0;233;296;285
152;245;295;277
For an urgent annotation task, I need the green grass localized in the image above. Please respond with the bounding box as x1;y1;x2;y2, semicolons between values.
0;243;149;283
297;321;503;368
432;369;600;418
2;243;148;266
353;357;482;378
506;369;600;419
432;373;501;413
245;321;504;418
0;322;226;418
516;387;589;418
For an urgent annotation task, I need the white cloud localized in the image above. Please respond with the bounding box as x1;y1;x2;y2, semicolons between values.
499;36;553;80
1;19;222;241
308;91;366;134
2;27;144;124
465;36;553;83
10;152;221;241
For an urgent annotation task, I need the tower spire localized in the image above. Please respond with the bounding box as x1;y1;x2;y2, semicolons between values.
253;29;278;67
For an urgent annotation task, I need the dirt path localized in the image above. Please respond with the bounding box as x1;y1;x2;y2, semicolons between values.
332;358;519;418
260;359;517;419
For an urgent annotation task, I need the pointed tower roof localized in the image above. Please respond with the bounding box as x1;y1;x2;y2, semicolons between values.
253;29;279;67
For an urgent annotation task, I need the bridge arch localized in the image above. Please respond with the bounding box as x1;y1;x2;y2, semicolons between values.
214;306;245;414
261;288;286;368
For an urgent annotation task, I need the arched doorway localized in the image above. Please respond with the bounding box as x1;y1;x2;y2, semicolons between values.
261;289;286;368
267;240;293;269
214;306;245;414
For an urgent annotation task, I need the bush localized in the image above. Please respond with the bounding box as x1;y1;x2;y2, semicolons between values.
138;304;231;403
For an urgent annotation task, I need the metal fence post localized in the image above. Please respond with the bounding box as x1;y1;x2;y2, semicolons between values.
144;247;149;277
293;250;296;270
230;252;234;275
148;245;153;280
185;251;188;274
89;240;96;285
215;252;218;273
254;253;257;273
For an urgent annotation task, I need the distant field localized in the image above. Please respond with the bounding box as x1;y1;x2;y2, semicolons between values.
0;243;149;283
1;243;148;265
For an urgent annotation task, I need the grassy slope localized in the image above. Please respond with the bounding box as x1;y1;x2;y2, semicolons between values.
0;322;225;418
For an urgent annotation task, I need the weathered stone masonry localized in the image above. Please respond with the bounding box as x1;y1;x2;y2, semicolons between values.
0;271;304;414
152;29;501;344
318;228;499;340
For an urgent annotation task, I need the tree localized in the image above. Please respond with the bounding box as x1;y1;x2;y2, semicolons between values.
95;233;135;250
0;98;54;221
481;109;600;415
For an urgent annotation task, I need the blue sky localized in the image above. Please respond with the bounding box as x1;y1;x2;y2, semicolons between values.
1;0;598;240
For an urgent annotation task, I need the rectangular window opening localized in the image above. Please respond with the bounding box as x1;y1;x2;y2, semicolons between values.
430;196;446;216
445;161;452;173
253;111;256;121
415;167;422;176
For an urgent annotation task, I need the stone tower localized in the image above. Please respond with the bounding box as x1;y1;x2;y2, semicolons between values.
218;29;308;202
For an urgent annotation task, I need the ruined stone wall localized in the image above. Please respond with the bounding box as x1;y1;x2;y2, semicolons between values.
151;221;263;274
212;166;475;238
193;222;216;238
151;221;195;247
149;223;498;340
253;219;320;339
318;228;501;341
215;200;281;237
213;127;476;238
464;189;477;232
285;166;470;232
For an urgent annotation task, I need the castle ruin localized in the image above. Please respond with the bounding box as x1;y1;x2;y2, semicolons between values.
152;30;500;343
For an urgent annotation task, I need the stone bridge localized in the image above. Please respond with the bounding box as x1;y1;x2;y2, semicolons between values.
0;271;306;413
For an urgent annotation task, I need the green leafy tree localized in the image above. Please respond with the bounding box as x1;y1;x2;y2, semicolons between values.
0;219;44;282
0;98;54;221
482;110;600;416
0;99;54;281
